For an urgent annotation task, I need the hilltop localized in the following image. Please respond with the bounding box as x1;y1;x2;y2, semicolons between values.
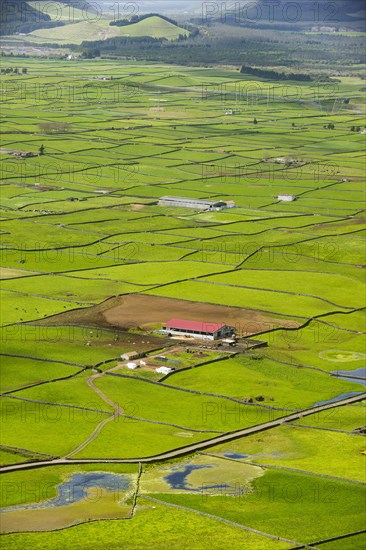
2;2;191;45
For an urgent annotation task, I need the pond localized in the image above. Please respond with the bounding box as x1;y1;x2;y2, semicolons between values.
1;472;131;513
331;367;366;386
164;464;230;492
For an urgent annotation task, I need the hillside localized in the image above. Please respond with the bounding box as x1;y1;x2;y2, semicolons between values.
11;13;189;45
111;16;190;39
0;0;62;35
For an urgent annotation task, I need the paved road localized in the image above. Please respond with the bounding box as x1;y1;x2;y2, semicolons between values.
1;392;364;474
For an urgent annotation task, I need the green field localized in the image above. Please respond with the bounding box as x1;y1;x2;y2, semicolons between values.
154;469;366;544
0;55;365;547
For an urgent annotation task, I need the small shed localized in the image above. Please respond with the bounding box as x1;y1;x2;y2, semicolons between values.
277;194;296;202
126;362;139;370
155;366;174;375
121;351;145;361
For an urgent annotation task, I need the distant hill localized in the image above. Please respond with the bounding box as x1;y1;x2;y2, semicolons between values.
110;15;190;39
0;0;64;35
5;10;190;44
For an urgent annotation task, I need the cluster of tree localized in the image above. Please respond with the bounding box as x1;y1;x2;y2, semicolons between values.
110;13;179;28
324;123;335;129
1;51;29;58
39;122;72;134
77;28;365;72
350;126;362;132
81;49;101;59
1;67;27;74
240;65;313;81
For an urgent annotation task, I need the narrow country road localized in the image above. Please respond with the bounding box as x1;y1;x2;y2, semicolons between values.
64;368;124;458
1;392;364;473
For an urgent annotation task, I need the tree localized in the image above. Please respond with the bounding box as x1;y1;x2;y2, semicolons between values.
253;118;258;125
39;144;45;156
351;126;356;131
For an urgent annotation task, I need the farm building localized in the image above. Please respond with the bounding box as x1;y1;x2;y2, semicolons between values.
155;366;175;375
277;194;297;202
162;319;235;341
121;351;145;361
158;196;234;211
126;362;139;370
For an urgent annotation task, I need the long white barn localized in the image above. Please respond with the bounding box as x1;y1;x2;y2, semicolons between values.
158;196;234;210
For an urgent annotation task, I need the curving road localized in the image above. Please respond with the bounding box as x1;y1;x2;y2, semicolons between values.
1;392;364;474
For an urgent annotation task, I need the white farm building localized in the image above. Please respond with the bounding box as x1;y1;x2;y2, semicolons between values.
277;194;297;202
158;196;235;211
162;319;235;341
155;366;175;375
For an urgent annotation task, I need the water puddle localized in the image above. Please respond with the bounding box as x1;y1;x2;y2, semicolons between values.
1;472;131;513
165;465;211;490
224;452;249;459
313;391;364;407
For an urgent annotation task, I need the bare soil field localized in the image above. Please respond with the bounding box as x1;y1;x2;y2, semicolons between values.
37;293;300;336
103;294;297;336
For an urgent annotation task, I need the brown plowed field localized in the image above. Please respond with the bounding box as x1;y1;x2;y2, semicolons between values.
103;294;299;336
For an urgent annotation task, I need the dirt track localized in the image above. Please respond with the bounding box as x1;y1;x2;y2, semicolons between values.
103;294;296;335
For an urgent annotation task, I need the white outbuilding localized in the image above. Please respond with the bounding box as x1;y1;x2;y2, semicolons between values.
277;194;296;202
126;362;139;370
155;366;174;375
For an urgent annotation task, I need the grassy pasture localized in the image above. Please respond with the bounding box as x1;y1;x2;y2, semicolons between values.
155;470;366;543
0;355;81;394
93;375;283;433
0;397;105;457
260;324;365;372
242;247;366;284
11;371;114;412
146;279;348;318
0;289;83;325
209;424;366;481
1;498;287;549
74;415;219;459
1;274;143;305
318;533;366;549
168;355;362;410
202;270;364;308
67;261;231;286
292;403;366;431
0;325;140;366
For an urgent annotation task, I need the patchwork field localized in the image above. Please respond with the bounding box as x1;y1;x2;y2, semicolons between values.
0;57;365;548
